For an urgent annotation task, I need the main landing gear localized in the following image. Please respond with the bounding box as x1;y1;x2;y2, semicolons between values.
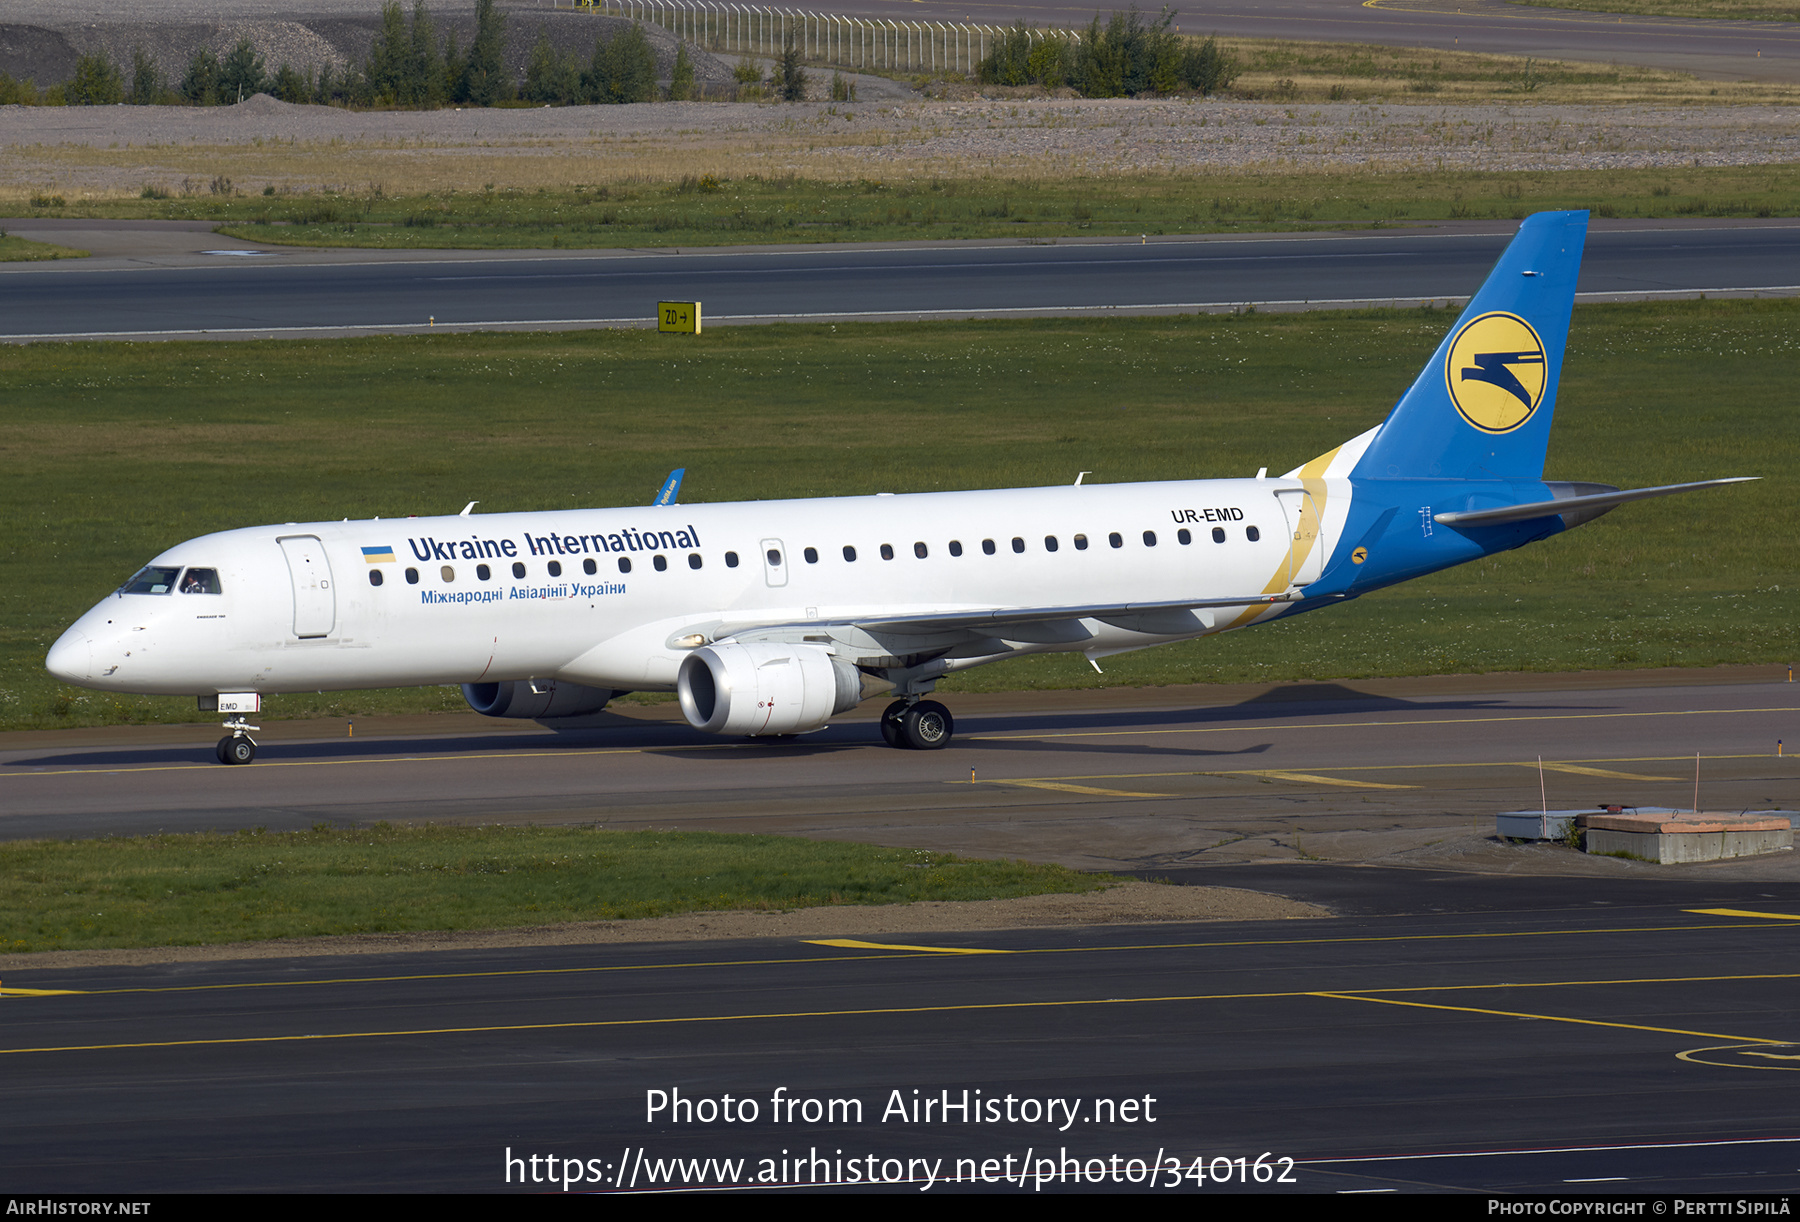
879;698;954;750
216;718;258;765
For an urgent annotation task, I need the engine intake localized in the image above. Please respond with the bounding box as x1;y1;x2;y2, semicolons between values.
462;679;616;720
677;642;862;736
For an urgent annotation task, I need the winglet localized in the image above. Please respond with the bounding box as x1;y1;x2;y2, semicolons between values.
653;468;685;507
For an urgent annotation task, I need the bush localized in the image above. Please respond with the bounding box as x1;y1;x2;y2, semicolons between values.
67;53;124;105
772;30;807;102
976;23;1077;90
0;73;37;106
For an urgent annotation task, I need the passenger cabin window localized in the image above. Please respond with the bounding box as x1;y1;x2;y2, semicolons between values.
766;548;782;567
1074;534;1088;550
880;544;895;561
1143;531;1157;547
914;542;928;559
981;539;996;555
1044;536;1058;552
1011;537;1025;554
653;555;668;572
583;559;596;575
842;546;857;562
180;568;220;594
476;564;491;581
368;570;383;587
513;562;527;579
804;547;819;564
688;554;703;570
726;551;740;568
548;561;562;578
618;557;632;574
948;541;963;557
440;565;454;582
1247;526;1261;542
1108;533;1123;549
406;567;420;584
1212;527;1226;544
1178;529;1192;545
121;565;182;595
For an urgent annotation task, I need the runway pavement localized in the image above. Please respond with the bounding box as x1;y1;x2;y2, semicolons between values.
2;218;1797;342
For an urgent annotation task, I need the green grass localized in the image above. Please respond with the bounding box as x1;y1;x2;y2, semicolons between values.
3;300;1793;731
11;166;1791;251
0;233;87;261
1515;0;1799;19
0;825;1113;953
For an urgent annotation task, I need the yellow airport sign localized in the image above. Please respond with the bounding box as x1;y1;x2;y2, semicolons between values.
658;301;702;334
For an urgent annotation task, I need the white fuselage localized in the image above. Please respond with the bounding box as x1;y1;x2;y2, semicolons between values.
48;476;1347;699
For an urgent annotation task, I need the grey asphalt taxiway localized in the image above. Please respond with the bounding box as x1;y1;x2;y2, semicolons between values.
3;668;1794;870
3;219;1798;342
3;670;1799;1191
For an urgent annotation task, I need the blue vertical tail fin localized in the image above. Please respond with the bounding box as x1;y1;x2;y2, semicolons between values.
1350;211;1588;483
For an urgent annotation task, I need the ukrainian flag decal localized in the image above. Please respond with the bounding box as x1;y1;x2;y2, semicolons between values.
362;546;396;564
1445;311;1548;435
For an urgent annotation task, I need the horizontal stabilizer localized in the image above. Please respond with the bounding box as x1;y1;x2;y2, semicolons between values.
1433;477;1757;527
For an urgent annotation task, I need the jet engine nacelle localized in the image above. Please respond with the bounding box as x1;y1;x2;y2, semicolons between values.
462;679;616;719
677;642;863;736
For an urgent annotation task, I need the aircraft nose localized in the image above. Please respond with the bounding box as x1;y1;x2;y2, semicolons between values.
46;629;91;683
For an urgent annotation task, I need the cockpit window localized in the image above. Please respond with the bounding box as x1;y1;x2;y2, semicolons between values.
181;568;221;594
120;565;182;595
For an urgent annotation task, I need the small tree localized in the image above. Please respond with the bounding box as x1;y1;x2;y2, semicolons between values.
127;48;161;104
523;29;558;102
462;0;510;105
219;38;268;101
583;24;655;104
272;63;310;104
368;1;410;101
668;42;695;101
408;0;445;105
772;30;806;102
180;48;220;105
67;53;124;105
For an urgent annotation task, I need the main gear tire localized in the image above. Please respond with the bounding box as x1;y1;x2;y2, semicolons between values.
899;701;953;750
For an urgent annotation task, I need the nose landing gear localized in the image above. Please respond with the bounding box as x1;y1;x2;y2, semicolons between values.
216;718;258;765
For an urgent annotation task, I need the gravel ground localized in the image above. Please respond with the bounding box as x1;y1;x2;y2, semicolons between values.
1;93;1796;198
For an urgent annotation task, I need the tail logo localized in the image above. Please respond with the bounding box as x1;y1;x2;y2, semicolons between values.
1445;311;1548;434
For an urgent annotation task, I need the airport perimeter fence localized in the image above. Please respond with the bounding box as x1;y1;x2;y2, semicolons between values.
536;0;1078;76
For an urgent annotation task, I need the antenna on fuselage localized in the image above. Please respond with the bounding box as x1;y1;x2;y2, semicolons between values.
460;501;478;516
1074;472;1090;486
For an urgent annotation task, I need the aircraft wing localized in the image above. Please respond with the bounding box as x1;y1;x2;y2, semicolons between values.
844;592;1299;637
1433;477;1756;527
716;591;1301;656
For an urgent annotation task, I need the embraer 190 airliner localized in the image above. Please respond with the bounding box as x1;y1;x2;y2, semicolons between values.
47;211;1751;764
